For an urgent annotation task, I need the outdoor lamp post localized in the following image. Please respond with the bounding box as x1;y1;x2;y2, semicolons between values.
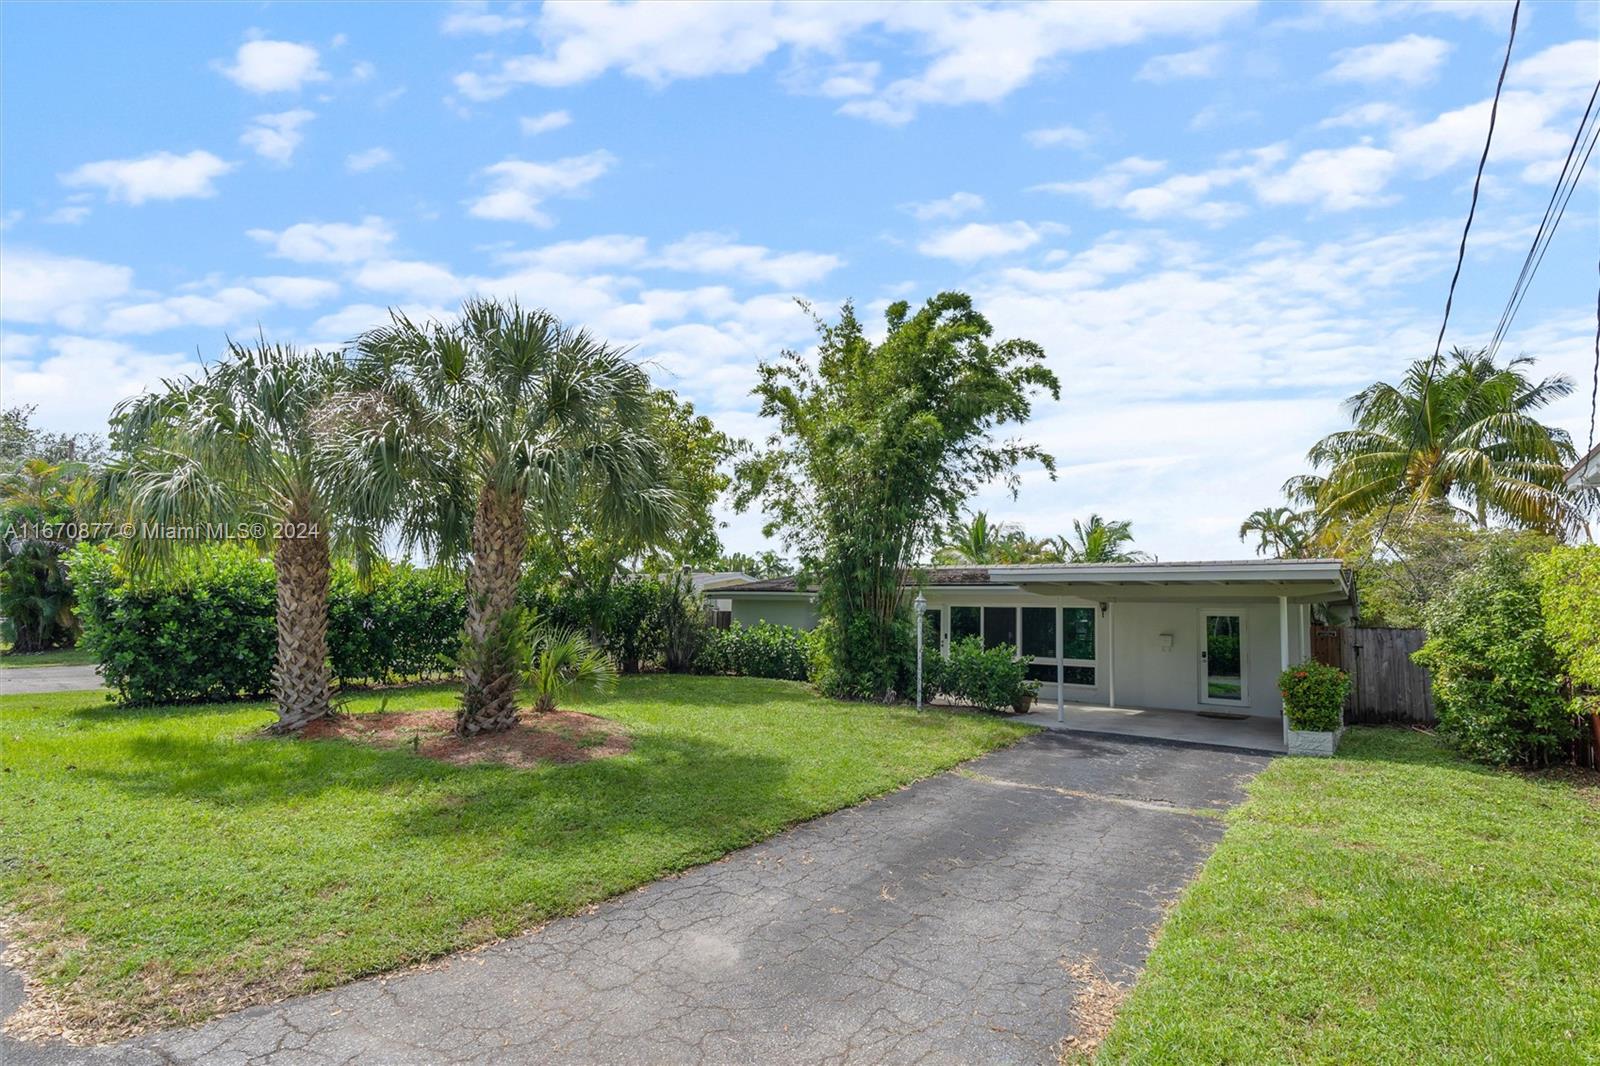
913;592;927;713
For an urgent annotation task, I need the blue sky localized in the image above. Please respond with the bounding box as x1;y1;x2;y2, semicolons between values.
3;0;1597;561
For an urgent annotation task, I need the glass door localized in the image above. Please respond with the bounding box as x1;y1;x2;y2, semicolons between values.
1199;611;1248;705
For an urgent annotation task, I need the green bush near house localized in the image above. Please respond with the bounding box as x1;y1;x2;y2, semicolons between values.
698;621;812;681
1533;544;1600;719
935;635;1034;713
1413;542;1572;766
1277;660;1349;732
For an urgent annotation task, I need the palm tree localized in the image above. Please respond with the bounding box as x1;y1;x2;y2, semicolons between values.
528;625;617;713
340;298;679;737
934;511;1027;564
1238;506;1313;559
1;458;94;651
1060;514;1151;563
105;340;356;732
1286;348;1586;537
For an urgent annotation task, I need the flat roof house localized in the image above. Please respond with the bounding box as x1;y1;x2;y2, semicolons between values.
1567;442;1600;491
720;559;1356;754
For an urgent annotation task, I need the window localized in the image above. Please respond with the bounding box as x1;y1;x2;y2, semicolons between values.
1063;607;1095;661
1021;607;1055;658
982;606;1016;651
919;609;942;648
951;606;980;643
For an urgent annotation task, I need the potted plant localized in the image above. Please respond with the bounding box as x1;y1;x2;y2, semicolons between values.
1278;660;1350;756
1011;676;1041;714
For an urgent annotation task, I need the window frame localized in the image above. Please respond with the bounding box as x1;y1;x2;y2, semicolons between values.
939;602;1099;690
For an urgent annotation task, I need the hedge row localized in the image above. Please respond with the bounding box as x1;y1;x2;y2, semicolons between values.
69;544;464;704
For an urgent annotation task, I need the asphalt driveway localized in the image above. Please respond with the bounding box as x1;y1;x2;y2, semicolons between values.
0;665;104;694
3;732;1270;1065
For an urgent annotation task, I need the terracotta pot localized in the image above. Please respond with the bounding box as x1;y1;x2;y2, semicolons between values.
1011;692;1035;715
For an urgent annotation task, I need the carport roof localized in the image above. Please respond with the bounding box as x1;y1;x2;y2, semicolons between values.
721;558;1354;604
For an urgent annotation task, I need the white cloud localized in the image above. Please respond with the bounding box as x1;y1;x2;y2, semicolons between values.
1318;101;1411;129
1254;144;1399;211
43;202;92;225
466;150;616;226
240;110;315;165
101;287;273;335
251;276;341;307
918;222;1041;263
344;147;395;173
441;1;531;35
653;233;842;287
452;2;1251;122
1026;125;1091;149
1136;43;1223;82
247;216;396;263
353;259;470;303
0;336;200;435
520;110;572;135
1033;156;1167;206
1328;34;1451;87
905;192;985;221
218;39;329;93
0;249;133;327
1508;39;1598;94
496;234;649;273
60;150;234;204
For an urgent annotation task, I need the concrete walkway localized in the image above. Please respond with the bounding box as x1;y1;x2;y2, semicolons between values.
3;732;1269;1066
0;665;104;694
1018;703;1286;753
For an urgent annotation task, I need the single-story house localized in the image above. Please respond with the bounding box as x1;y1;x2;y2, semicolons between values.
1567;442;1600;491
720;559;1356;749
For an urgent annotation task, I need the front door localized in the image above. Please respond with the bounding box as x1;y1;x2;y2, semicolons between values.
1199;611;1248;706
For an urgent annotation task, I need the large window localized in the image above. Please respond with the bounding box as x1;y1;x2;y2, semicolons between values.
945;604;1097;687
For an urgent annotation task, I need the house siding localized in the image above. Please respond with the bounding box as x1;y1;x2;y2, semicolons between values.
730;596;820;631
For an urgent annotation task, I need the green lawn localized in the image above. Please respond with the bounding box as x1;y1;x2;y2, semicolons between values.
0;675;1030;1039
1098;728;1600;1065
0;646;96;668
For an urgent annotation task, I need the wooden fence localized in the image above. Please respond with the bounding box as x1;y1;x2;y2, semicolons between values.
1311;624;1598;769
1311;625;1434;725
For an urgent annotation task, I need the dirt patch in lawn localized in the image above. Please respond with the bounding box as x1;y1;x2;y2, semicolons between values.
299;709;631;768
1055;955;1129;1063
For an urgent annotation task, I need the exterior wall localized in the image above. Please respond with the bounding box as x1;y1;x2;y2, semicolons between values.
923;589;1310;719
729;595;820;631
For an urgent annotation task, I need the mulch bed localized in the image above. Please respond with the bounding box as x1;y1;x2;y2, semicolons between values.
299;709;631;769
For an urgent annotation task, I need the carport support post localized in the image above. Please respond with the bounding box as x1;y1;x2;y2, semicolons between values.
1279;595;1291;746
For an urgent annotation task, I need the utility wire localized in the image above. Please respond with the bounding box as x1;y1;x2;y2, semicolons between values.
1363;0;1520;563
1484;77;1600;362
1590;252;1598;454
1486;106;1600;364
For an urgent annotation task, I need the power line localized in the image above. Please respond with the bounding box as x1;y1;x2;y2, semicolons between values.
1363;0;1520;561
1590;252;1598;454
1484;77;1600;362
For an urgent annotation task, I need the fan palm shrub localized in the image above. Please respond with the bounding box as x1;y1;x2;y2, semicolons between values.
104;340;358;731
338;298;679;736
527;625;617;713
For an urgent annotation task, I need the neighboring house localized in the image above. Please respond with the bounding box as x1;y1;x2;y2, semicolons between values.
689;571;757;614
721;559;1355;730
1567;442;1600;491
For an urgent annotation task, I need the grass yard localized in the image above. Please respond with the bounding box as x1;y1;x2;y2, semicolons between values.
1097;728;1600;1065
0;647;96;669
0;675;1030;1040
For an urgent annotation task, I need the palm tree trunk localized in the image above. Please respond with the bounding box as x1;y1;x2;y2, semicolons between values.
271;521;331;733
459;486;525;737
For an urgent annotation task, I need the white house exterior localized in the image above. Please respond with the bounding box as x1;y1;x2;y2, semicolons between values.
721;559;1355;743
1567;442;1600;491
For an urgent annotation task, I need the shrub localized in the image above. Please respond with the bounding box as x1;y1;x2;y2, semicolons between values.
327;564;466;685
1277;660;1349;732
1413;543;1572;765
1533;544;1600;720
700;621;812;681
70;544;466;704
521;576;689;674
937;636;1033;713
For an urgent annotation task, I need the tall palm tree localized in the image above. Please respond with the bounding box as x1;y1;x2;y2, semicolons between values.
339;298;679;737
1286;348;1586;537
1238;506;1313;559
1060;514;1151;563
933;511;1016;565
105;340;356;732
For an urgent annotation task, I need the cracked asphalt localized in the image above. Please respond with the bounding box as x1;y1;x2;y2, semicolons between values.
3;731;1269;1066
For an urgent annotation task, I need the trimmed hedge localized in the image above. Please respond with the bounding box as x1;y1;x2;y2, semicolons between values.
69;544;465;704
933;636;1034;713
1278;660;1349;732
699;621;813;681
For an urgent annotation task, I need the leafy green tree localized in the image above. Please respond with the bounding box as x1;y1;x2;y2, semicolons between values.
341;298;679;736
1533;545;1600;752
1;405;105;468
735;293;1059;699
1355;512;1552;628
1287;349;1589;538
712;550;790;579
1414;542;1572;766
1057;513;1150;563
1;458;94;651
1238;506;1313;559
104;340;354;731
933;511;1028;564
